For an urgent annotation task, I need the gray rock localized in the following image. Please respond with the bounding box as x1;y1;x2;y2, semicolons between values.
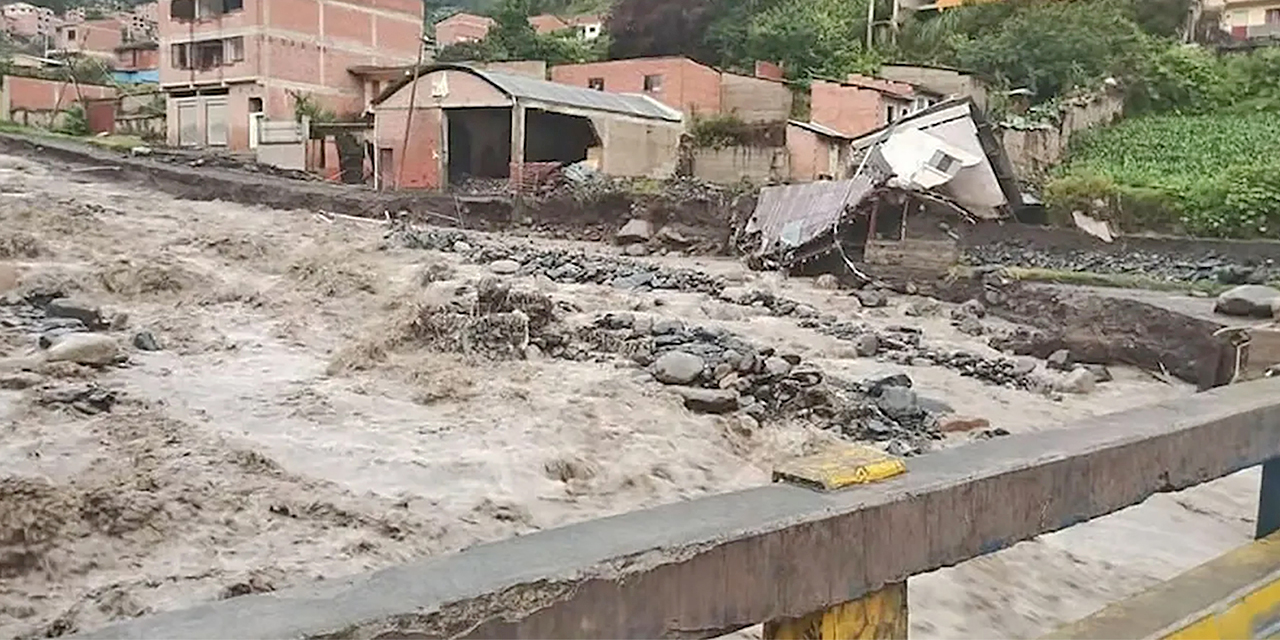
741;402;767;421
737;353;758;374
616;219;653;244
814;274;840;290
453;240;473;253
672;387;739;414
956;316;985;337
623;243;651;257
856;289;888;308
1011;358;1037;376
652;319;685;335
46;298;105;330
489;259;521;275
1056;368;1097;394
1083;363;1113;383
132;331;161;352
855;333;880;357
109;312;130;331
763;356;793;377
877;386;920;420
602;312;635;330
655;226;690;246
0;371;42;390
918;395;954;415
652;351;705;385
1047;349;1072;371
1215;285;1280;318
45;333;120;366
961;299;986;318
793;304;819;319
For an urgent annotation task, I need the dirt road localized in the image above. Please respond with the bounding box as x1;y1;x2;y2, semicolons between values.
0;152;1255;639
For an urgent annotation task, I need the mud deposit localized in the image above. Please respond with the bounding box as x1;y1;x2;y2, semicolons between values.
0;151;1258;640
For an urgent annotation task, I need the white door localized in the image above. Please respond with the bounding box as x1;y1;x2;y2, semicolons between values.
249;112;264;149
177;100;199;147
205;98;228;147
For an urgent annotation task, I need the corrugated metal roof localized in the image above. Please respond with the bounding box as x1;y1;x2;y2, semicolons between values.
744;172;882;257
372;64;683;122
480;68;682;121
788;120;852;140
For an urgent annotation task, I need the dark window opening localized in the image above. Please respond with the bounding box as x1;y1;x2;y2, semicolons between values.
587;77;604;91
172;0;244;21
872;195;907;241
65;28;75;40
194;39;223;69
446;107;512;185
524;109;599;164
249;97;263;112
930;150;957;174
643;74;663;93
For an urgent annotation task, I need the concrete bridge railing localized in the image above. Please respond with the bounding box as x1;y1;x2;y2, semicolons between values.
73;378;1280;640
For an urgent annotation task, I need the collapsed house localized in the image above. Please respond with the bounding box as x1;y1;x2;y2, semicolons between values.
739;98;1023;281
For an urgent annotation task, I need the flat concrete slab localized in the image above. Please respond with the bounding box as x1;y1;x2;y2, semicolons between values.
74;379;1280;640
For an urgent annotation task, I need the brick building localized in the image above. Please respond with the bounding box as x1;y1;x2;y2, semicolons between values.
810;74;941;140
432;11;494;46
55;17;127;55
2;2;55;40
158;0;424;151
550;57;792;121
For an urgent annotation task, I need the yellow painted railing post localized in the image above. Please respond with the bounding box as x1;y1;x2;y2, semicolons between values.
764;445;910;640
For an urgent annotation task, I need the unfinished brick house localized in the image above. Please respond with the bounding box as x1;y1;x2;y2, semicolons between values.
432;11;494;46
159;0;424;151
550;56;792;121
54;17;127;56
810;74;942;140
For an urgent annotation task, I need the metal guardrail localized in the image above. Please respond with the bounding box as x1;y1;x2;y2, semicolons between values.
75;379;1280;640
1044;531;1280;640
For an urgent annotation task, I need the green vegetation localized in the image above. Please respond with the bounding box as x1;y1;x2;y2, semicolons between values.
1049;59;1280;239
434;0;607;65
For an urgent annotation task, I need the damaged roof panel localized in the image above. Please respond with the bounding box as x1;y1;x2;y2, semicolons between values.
745;172;882;258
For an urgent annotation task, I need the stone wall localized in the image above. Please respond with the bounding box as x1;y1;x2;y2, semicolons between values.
1000;89;1124;183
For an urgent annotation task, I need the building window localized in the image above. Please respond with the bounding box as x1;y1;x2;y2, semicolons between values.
885;105;895;123
1268;8;1280;23
226;36;243;62
66;28;75;40
171;42;189;68
587;77;604;91
172;0;243;21
643;74;663;93
249;97;263;112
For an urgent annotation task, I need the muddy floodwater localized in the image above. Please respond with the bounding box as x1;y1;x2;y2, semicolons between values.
0;153;1255;639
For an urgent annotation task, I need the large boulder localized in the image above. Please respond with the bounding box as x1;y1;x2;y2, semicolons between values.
46;298;106;330
672;387;739;414
616;219;653;245
652;351;705;385
1215;285;1280;318
45;334;120;366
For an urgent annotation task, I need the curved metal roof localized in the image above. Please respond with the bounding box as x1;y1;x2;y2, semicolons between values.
374;63;683;123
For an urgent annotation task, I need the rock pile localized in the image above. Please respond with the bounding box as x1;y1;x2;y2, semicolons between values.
388;226;725;294
551;312;956;455
0;291;141;371
965;242;1280;285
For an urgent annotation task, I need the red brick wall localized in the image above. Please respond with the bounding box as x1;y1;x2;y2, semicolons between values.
117;47;159;71
6;76;115;112
787;125;820;182
550;57;721;115
375;107;442;188
60;18;125;54
810;80;889;138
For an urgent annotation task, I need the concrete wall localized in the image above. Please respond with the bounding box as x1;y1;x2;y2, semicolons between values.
589;115;682;178
374;106;442;188
551;57;722;117
1000;90;1124;183
690;145;788;184
159;0;424;150
879;65;989;112
471;60;547;79
810;80;898;140
719;72;791;123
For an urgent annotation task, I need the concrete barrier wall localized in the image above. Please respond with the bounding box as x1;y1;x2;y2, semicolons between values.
71;379;1280;639
959;221;1280;265
691;145;789;183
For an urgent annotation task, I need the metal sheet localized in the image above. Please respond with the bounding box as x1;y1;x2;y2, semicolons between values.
74;379;1280;640
744;172;879;257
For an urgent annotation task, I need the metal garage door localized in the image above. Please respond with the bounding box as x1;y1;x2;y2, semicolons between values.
177;100;199;147
205;98;228;147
